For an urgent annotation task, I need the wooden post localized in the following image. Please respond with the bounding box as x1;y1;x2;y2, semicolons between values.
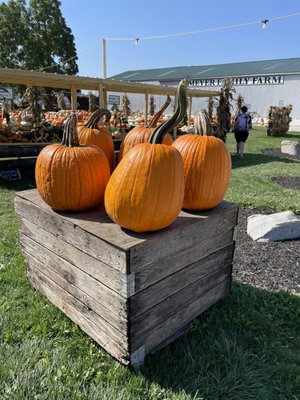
71;86;77;111
103;88;107;109
144;93;149;127
99;83;104;108
188;96;193;126
102;39;107;79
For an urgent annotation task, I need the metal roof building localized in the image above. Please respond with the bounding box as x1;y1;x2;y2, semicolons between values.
110;57;300;125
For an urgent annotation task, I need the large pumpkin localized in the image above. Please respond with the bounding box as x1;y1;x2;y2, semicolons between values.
104;80;188;233
117;95;173;162
35;113;110;211
172;134;231;210
77;108;114;171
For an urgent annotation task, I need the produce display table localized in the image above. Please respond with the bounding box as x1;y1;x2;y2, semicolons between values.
14;189;239;368
0;139;122;169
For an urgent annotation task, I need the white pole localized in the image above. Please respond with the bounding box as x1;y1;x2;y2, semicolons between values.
102;39;107;79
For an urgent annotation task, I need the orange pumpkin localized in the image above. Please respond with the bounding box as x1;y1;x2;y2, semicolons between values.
77;108;114;171
104;81;188;233
118;95;173;162
172;134;231;210
35;113;110;211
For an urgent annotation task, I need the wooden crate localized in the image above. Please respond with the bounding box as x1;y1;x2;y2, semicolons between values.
14;189;239;368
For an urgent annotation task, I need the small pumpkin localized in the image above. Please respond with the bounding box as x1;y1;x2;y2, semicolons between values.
77;108;114;171
172;113;231;210
117;95;173;163
104;80;188;233
35;113;110;211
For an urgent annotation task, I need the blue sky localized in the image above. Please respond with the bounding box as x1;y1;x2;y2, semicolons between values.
60;0;300;78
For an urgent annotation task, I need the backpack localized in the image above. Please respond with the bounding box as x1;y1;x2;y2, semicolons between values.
235;113;249;131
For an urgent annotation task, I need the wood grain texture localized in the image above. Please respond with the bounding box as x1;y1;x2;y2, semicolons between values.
130;244;234;318
131;263;232;347
20;234;127;327
26;264;130;364
19;218;123;295
133;229;234;294
132;279;231;354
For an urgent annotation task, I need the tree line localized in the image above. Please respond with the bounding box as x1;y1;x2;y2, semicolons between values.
0;0;78;75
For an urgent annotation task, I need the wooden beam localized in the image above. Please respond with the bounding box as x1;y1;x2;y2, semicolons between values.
0;67;220;98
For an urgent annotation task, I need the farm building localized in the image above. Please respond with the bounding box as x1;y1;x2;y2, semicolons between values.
109;57;300;127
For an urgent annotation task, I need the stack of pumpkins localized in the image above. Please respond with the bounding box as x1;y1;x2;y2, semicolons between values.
35;78;232;233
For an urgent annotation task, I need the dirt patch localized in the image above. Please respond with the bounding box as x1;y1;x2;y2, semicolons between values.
262;147;300;161
272;176;300;190
232;207;300;294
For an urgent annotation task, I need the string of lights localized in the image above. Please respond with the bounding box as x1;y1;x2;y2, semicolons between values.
105;12;300;42
39;12;300;72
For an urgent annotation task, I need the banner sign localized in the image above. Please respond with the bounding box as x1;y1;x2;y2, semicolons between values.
0;87;13;100
0;168;22;180
189;75;284;87
108;95;121;105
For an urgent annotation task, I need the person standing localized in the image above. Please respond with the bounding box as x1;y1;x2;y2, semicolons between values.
234;106;250;158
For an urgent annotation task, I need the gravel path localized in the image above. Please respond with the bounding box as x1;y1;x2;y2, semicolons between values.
232;207;300;294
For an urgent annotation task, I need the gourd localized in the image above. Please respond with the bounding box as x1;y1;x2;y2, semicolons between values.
194;109;212;136
35;113;110;211
77;108;114;171
172;119;231;210
117;95;173;162
104;80;188;233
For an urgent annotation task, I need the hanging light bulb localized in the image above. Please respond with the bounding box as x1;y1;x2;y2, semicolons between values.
134;38;140;45
261;19;269;29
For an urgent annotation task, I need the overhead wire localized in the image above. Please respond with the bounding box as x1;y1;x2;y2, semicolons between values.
39;12;300;72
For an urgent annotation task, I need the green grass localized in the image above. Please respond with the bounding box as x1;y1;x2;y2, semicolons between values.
225;127;300;211
0;130;300;399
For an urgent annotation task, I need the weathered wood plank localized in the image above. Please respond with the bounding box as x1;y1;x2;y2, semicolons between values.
130;244;234;318
26;266;130;364
21;236;128;330
131;278;231;354
133;229;234;294
19;218;123;295
14;195;128;272
15;189;238;252
129;206;238;271
25;255;128;349
131;263;232;346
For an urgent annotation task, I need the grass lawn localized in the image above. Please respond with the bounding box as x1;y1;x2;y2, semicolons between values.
0;128;300;399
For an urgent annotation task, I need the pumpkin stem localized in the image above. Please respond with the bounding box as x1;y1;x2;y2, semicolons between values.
61;112;79;147
148;94;171;128
85;108;111;129
148;78;188;144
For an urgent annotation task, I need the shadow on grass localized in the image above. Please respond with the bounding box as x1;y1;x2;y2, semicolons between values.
143;282;300;400
231;152;299;169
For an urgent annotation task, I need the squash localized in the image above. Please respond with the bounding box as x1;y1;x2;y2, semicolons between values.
104;80;188;233
117;95;173;163
172;128;231;210
194;109;212;136
77;108;114;171
35;113;110;211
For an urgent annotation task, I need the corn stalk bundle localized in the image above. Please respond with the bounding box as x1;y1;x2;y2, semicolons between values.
216;77;235;142
122;94;131;118
194;109;212;135
267;105;292;136
235;94;244;115
149;95;156;116
88;92;98;112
